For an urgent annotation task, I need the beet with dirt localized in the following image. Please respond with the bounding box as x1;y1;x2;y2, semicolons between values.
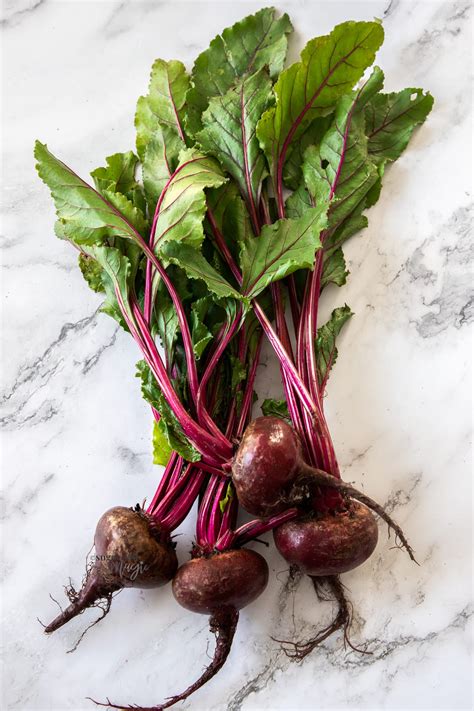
44;506;177;634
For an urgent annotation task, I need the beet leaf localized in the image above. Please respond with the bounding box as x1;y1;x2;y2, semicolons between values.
186;7;292;136
197;68;272;227
316;305;353;388
240;207;327;298
257;20;384;203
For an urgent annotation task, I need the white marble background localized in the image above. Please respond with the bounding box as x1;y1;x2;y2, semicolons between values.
1;1;472;709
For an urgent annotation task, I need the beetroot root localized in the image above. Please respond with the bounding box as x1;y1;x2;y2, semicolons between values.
275;575;361;660
232;417;301;517
233;417;415;562
44;506;177;634
273;502;378;576
158;549;269;708
95;548;269;711
173;548;269;613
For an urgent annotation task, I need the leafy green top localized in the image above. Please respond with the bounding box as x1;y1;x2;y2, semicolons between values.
35;7;433;466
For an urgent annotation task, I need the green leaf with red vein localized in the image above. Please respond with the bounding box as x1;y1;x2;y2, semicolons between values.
186;6;292;136
137;360;201;464
135;59;189;160
366;87;434;164
303;69;382;232
152;419;173;467
329;213;369;261
152;149;226;254
321;247;348;289
285;183;314;219
190;296;214;359
91;151;146;215
135;60;190;213
142;127;184;212
241;205;328;298
34;141;147;246
282;115;333;190
153;283;179;362
316;305;353;387
364;86;433;204
261;398;290;420
257;20;384;188
83;244;135;330
206;183;253;266
197;68;272;225
78;253;105;294
161;242;243;301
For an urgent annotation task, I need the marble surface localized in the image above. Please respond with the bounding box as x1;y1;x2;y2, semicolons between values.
1;1;473;709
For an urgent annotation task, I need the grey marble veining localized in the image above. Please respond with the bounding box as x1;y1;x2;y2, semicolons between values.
1;1;472;710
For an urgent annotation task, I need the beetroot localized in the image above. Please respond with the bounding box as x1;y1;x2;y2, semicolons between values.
173;548;269;613
99;548;269;711
136;549;269;710
44;506;177;635
232;417;415;658
273;502;378;576
232;417;301;516
233;417;414;560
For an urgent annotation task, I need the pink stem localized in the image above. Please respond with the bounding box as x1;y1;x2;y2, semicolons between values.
140;243;200;407
207;204;318;420
142;158;216;403
252;301;318;419
208;478;227;545
288;275;301;334
218;496;238;543
236;334;263;438
131;299;231;464
233;508;299;546
162;468;206;531
153;462;191;521
305;255;323;401
207;209;242;284
196;307;243;449
146;451;179;515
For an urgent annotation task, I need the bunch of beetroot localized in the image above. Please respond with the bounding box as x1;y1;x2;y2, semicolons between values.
36;7;433;709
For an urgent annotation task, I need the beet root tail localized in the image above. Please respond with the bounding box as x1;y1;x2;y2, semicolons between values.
89;607;239;711
158;607;239;710
44;576;108;634
296;466;417;563
275;575;368;660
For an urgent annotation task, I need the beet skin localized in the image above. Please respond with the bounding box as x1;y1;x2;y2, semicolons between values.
172;548;269;614
232;417;302;517
45;506;177;634
143;548;270;710
273;502;378;576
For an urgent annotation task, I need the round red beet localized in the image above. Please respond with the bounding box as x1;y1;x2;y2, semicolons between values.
172;548;269;614
45;506;177;634
232;416;302;516
94;506;177;589
273;502;378;576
